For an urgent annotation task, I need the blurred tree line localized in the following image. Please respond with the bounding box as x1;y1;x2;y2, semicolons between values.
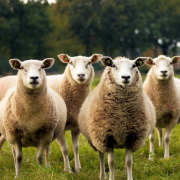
0;0;180;75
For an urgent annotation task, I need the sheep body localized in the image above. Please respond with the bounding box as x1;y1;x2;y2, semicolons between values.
0;59;67;176
143;55;180;158
79;67;155;153
78;56;156;180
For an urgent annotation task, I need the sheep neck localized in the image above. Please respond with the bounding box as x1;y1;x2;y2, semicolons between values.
99;67;143;108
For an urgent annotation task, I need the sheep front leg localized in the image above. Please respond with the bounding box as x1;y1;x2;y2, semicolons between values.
37;138;51;167
99;151;106;180
71;129;81;172
0;135;6;154
125;149;133;180
12;143;23;177
164;120;177;158
44;145;50;168
156;128;163;146
149;129;155;160
108;149;115;180
56;130;71;173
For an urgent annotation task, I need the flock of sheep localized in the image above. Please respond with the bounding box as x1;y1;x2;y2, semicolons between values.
0;54;179;180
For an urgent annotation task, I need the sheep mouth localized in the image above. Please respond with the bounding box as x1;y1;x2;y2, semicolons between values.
29;81;39;85
77;78;86;82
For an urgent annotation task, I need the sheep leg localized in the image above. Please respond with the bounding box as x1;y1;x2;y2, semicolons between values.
156;128;163;146
0;135;6;154
37;138;50;167
125;149;133;180
149;129;155;160
71;129;81;172
13;143;23;177
99;151;106;180
44;145;50;168
164;120;176;158
56;130;71;173
107;149;115;180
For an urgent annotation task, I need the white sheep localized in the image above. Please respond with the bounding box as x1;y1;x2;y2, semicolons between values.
47;54;102;172
78;56;156;180
143;55;180;158
0;59;67;177
0;54;102;172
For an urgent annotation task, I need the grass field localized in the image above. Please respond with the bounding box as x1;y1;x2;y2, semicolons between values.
1;74;180;179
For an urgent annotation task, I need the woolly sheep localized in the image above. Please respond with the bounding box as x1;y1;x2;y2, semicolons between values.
0;59;67;177
143;55;180;158
0;54;102;172
47;54;102;172
78;56;156;180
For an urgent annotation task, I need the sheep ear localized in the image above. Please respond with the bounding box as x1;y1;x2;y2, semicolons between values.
58;54;71;63
134;57;149;67
146;57;154;66
9;59;22;70
42;58;54;69
171;56;180;64
90;54;103;63
101;56;113;66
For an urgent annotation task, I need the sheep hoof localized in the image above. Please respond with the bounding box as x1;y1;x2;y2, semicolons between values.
64;168;72;173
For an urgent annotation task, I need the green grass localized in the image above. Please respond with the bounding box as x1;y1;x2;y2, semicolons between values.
1;74;180;179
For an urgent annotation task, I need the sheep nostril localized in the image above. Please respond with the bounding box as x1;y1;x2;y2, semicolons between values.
77;74;85;78
30;76;39;80
160;71;167;75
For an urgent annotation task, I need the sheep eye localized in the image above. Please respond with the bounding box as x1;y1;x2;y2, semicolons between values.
153;63;156;65
132;64;136;68
112;64;116;68
70;62;75;67
86;62;91;68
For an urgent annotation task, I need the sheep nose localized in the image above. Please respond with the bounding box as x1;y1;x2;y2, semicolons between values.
160;70;167;75
77;74;85;78
30;76;39;80
122;76;130;83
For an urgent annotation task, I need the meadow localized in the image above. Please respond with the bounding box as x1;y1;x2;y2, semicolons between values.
1;74;180;179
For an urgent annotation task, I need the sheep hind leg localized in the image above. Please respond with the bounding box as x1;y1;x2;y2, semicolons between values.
125;149;133;180
164;120;177;158
156;127;163;146
71;129;81;172
108;149;115;180
44;145;50;168
0;135;6;154
56;130;71;173
99;151;106;180
149;129;155;160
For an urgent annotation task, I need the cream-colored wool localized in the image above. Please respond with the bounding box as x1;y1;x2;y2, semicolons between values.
143;55;180;158
0;59;67;177
79;56;156;180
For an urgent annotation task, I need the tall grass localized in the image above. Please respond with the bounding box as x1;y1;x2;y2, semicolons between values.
1;74;180;179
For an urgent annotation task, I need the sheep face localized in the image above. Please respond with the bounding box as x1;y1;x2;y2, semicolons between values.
58;54;102;84
101;56;149;88
9;58;54;90
146;55;180;80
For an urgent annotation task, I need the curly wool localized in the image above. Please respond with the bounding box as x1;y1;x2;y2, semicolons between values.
79;67;155;153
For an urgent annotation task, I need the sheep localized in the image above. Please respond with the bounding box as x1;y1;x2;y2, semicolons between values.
0;54;102;172
47;54;102;172
143;55;180;159
78;56;156;180
0;58;67;177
